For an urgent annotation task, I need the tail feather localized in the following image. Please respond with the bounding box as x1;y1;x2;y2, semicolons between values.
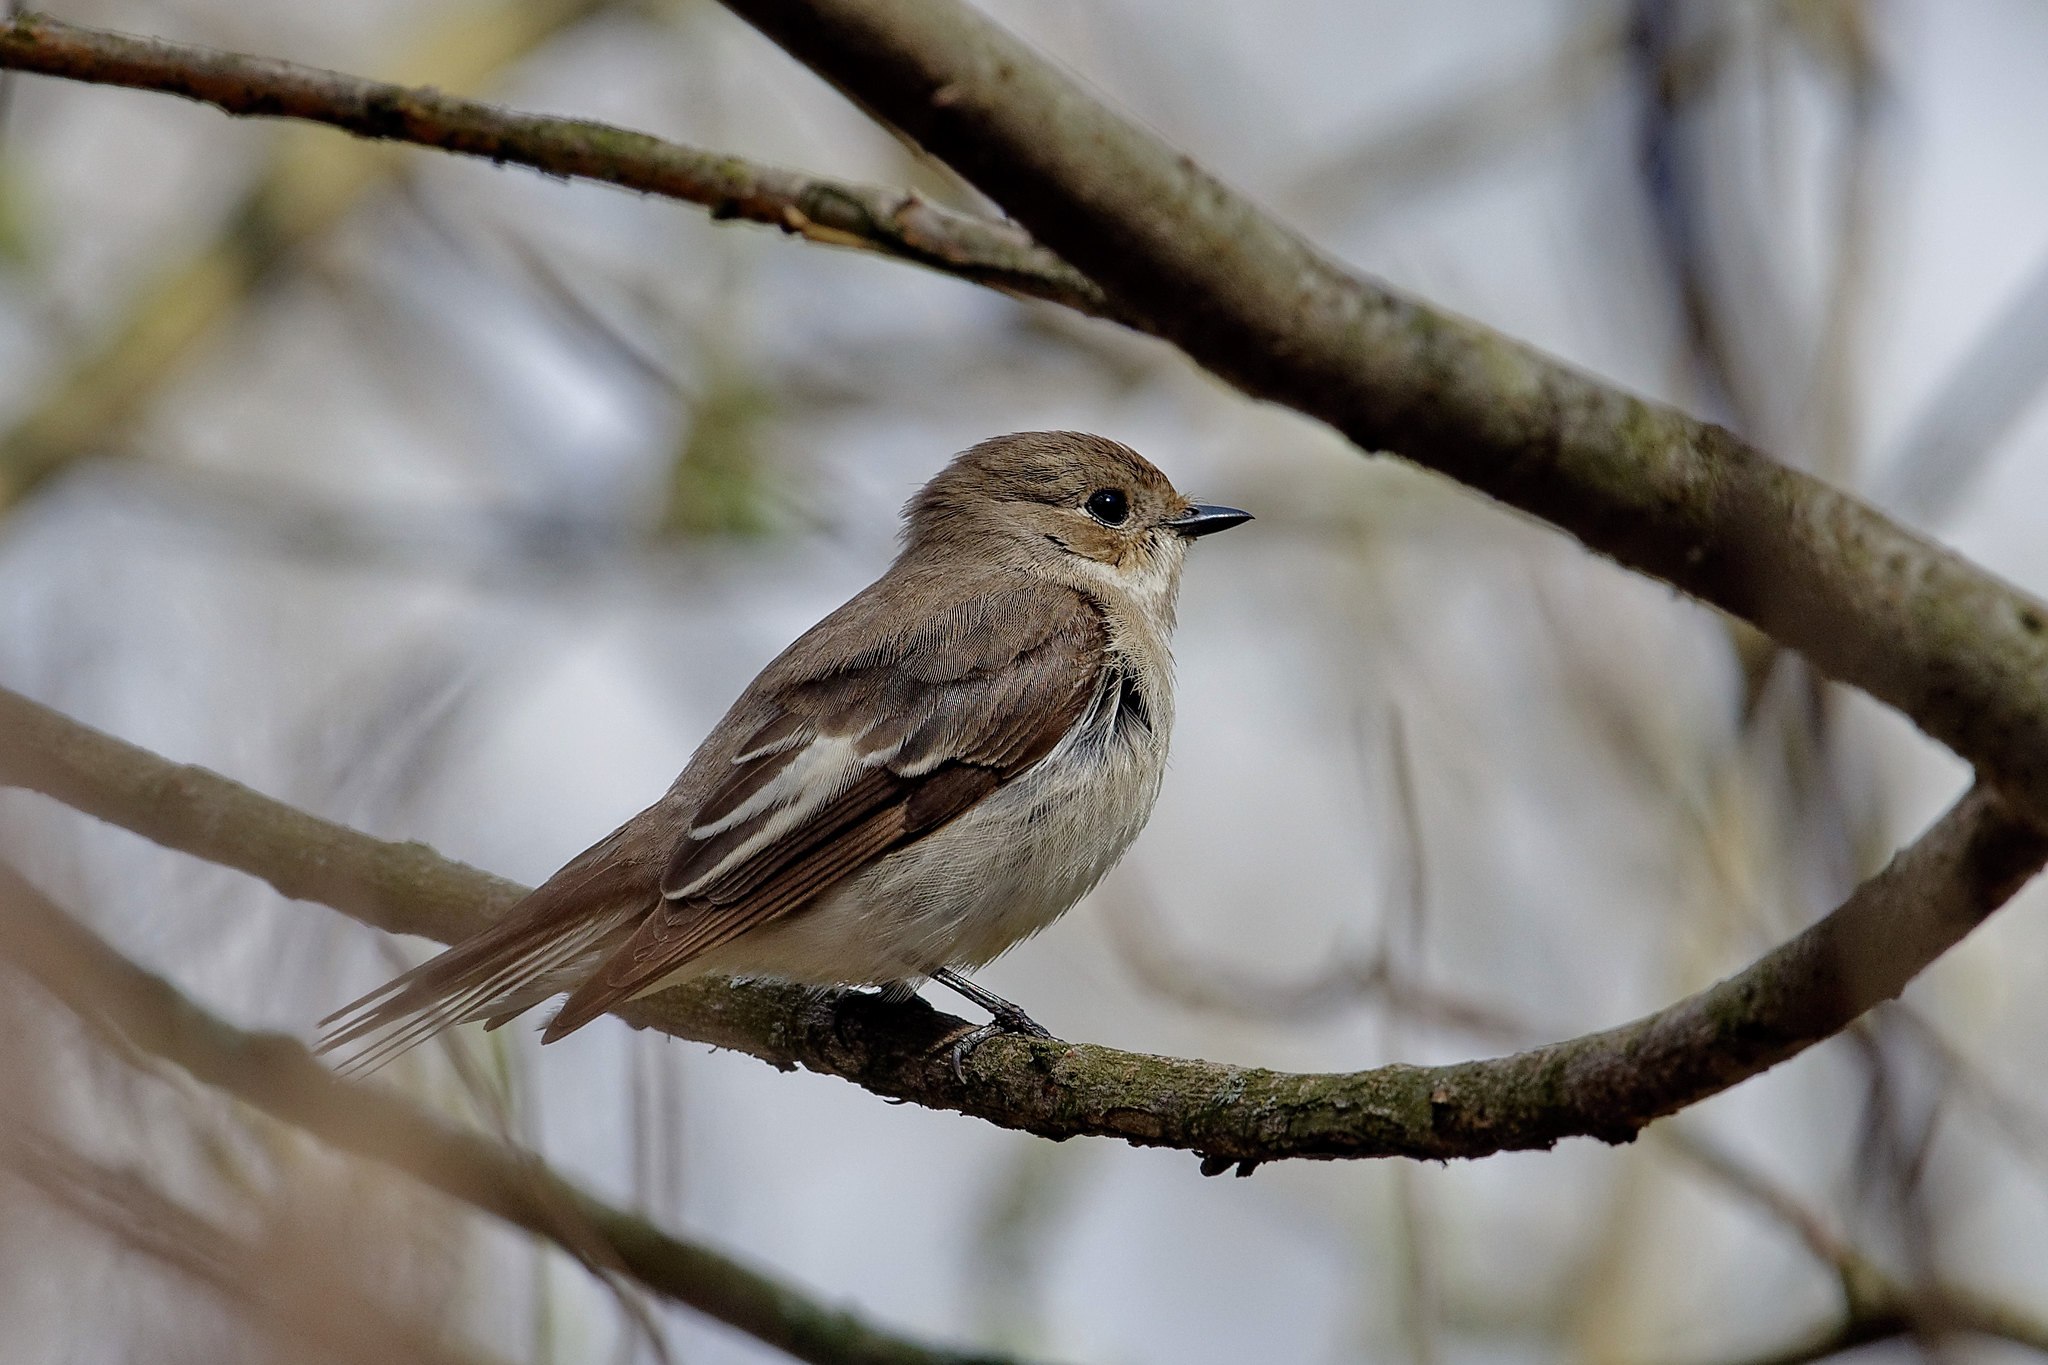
320;912;634;1075
317;833;655;1074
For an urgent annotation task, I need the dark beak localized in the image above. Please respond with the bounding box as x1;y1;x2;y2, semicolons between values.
1166;503;1253;538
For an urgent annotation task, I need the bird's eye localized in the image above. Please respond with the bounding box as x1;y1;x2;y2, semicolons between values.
1085;488;1130;526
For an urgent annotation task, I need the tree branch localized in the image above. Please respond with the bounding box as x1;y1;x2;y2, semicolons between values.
0;856;1033;1365
705;0;2048;829
0;13;1112;326
1665;1293;2048;1365
4;683;2040;1167
4;5;2047;1168
8;10;2048;839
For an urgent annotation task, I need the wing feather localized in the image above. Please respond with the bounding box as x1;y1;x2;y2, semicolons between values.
542;584;1104;1039
317;572;1110;1066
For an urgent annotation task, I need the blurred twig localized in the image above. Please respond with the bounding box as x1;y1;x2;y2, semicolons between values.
710;0;2048;836
967;1143;1075;1352
1876;246;2048;525
0;0;623;514
0;13;1115;386
1285;9;1630;226
1789;0;1887;490
1102;876;1527;1041
0;859;1040;1365
2;1133;511;1365
3;683;2042;1166
1104;714;1529;1042
1887;1004;2048;1187
1629;1;1891;728
1659;1128;1873;1299
1658;1126;2048;1363
1629;0;1754;429
1379;717;1442;1365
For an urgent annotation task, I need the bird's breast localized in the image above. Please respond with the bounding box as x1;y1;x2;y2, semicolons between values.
847;654;1170;973
691;655;1172;987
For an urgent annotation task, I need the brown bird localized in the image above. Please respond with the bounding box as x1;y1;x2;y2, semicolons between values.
320;432;1248;1072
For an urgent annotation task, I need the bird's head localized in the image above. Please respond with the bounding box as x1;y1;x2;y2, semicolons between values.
901;431;1249;611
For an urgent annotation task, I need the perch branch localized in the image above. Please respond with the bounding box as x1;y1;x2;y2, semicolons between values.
4;684;2040;1166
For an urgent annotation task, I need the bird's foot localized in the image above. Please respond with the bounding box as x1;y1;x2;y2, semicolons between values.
945;1009;1055;1084
928;968;1057;1082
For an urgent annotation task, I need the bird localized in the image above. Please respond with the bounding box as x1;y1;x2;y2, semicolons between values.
319;431;1249;1074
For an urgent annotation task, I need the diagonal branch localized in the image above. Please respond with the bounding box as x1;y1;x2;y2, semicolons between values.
1656;1128;2048;1362
0;856;1035;1365
5;6;2048;1168
0;0;631;514
0;12;1113;340
4;683;2041;1166
703;0;2048;829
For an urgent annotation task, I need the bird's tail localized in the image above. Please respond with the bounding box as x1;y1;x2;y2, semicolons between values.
316;832;652;1075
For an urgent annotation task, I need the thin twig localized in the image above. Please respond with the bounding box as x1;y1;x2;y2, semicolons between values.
1657;1126;2048;1365
0;0;629;512
0;13;1110;323
3;4;2048;1168
3;1133;514;1365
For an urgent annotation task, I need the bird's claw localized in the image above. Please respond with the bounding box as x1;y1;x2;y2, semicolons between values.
946;1007;1056;1084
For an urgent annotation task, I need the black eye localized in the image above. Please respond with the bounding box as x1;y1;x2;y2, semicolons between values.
1085;488;1130;526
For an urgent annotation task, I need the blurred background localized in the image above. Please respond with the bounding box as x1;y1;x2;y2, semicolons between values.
2;0;2046;1361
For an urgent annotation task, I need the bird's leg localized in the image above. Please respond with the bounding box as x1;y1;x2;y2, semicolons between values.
930;968;1055;1082
931;968;1053;1035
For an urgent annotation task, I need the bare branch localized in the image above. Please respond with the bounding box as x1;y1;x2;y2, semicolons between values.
1680;1313;1913;1365
0;857;1039;1365
1876;246;2048;524
1655;1288;2048;1365
0;14;1115;362
706;0;2048;831
3;3;2047;1170
1651;1128;2048;1365
4;684;2040;1167
0;0;632;513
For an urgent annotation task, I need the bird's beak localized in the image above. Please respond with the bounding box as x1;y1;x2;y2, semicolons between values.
1165;503;1253;538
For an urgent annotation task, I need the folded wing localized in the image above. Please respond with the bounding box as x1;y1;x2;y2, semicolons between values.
542;581;1107;1037
318;575;1107;1068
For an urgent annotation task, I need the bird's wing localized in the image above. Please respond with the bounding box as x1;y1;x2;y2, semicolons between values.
539;580;1109;1040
